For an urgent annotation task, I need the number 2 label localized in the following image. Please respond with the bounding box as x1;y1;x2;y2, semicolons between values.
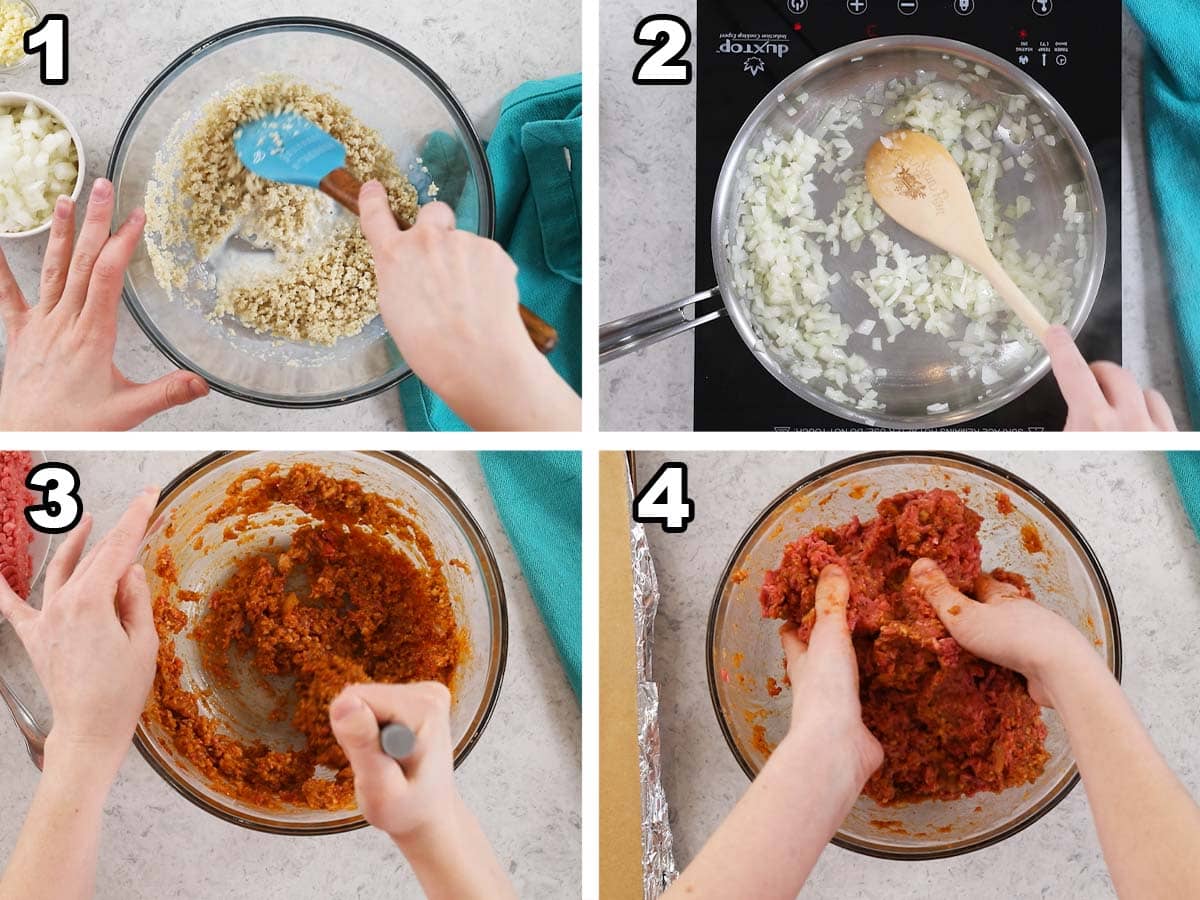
633;15;692;86
24;462;82;534
634;462;695;534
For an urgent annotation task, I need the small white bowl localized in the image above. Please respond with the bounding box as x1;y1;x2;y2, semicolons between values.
0;91;85;239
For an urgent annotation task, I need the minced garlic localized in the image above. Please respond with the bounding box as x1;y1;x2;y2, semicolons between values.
0;2;33;69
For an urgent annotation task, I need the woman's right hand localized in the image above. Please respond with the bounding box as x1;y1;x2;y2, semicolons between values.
1045;326;1176;432
906;558;1094;706
329;681;457;847
357;182;580;432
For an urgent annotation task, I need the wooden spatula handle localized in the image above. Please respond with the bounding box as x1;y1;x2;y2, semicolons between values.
319;167;366;216
319;167;558;355
977;257;1051;344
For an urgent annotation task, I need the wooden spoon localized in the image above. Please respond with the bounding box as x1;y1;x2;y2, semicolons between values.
864;129;1050;343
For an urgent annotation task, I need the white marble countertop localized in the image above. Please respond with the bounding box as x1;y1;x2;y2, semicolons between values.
602;5;1191;431
636;450;1200;899
0;0;580;431
0;452;581;899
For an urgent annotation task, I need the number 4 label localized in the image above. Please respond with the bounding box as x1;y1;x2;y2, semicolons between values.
633;462;695;534
24;462;83;535
633;15;692;85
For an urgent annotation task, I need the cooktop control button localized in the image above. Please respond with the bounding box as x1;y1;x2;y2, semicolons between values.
898;0;918;14
953;0;975;14
847;0;868;14
787;0;808;13
1032;0;1052;15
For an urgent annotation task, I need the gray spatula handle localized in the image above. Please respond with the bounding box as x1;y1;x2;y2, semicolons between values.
380;722;416;761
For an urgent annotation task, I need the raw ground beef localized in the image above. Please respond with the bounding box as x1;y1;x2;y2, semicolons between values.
760;489;1049;805
0;451;34;598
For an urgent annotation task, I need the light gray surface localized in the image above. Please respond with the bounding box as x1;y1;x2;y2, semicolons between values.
636;450;1200;899
1122;11;1191;430
602;7;1191;431
600;0;695;432
0;0;580;431
0;452;581;899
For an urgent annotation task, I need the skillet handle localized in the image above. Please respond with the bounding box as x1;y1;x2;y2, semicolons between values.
600;288;725;364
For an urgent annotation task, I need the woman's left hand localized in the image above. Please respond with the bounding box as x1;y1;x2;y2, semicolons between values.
0;179;208;431
0;487;161;779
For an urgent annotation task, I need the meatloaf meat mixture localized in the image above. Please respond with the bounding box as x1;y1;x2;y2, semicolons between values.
760;489;1048;805
147;463;465;811
0;451;34;598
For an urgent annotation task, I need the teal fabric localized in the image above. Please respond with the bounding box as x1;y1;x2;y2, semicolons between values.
1127;2;1200;418
1168;452;1200;538
401;74;583;431
480;451;581;700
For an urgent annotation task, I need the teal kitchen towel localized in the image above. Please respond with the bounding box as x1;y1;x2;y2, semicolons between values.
480;451;582;699
1168;452;1200;538
402;73;583;431
1127;2;1200;418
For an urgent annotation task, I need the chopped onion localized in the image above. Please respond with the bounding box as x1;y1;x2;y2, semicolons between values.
729;64;1086;414
0;102;78;233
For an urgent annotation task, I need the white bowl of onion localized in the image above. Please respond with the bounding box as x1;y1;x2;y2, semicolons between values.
0;91;84;238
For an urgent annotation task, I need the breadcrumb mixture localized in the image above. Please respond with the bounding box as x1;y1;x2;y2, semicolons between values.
146;76;418;345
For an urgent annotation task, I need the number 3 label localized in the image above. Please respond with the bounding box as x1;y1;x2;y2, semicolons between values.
25;462;82;534
634;462;695;534
633;15;692;85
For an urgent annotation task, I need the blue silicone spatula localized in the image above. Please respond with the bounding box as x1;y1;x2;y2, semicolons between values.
234;111;558;353
234;112;368;216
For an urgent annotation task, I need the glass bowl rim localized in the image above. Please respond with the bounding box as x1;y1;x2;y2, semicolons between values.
133;450;510;836
704;450;1122;861
106;16;497;409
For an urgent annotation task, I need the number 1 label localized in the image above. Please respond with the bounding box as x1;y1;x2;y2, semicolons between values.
24;14;69;86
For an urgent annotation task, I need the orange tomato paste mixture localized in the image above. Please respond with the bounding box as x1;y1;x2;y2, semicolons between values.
147;463;465;810
760;489;1048;805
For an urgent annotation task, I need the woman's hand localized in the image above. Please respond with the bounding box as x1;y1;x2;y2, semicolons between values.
358;181;580;432
666;565;883;900
0;180;208;431
329;682;457;846
0;486;160;779
330;682;515;899
780;564;882;785
1046;326;1176;431
906;558;1094;706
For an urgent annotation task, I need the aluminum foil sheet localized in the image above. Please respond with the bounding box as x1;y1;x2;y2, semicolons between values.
628;469;678;897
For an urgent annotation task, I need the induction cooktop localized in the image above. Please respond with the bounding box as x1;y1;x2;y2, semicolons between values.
694;0;1121;431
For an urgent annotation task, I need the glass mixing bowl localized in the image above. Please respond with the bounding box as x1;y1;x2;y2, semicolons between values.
107;19;495;408
135;451;507;835
707;452;1120;860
